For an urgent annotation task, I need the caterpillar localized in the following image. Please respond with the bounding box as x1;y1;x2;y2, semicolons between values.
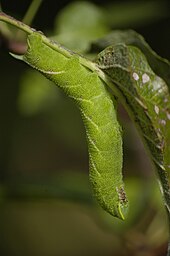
97;44;170;212
18;32;128;220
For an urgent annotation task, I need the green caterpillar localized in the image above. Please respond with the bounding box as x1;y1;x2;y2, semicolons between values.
18;32;128;220
97;44;170;212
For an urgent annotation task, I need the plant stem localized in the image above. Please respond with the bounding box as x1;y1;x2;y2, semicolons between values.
16;0;43;40
22;0;43;26
0;11;34;35
0;6;13;38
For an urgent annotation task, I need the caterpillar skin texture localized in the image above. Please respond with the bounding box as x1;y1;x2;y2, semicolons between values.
22;33;128;219
97;44;170;211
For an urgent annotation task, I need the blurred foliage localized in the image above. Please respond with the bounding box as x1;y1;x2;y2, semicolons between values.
54;1;109;53
103;1;169;28
18;70;59;115
0;173;168;256
0;0;170;256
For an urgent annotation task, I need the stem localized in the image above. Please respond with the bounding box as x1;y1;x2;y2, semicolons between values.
22;0;43;26
16;0;43;40
0;11;74;58
0;7;13;38
0;12;34;35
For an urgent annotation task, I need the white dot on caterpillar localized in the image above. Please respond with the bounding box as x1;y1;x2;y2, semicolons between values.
154;105;159;115
132;72;139;81
142;73;150;84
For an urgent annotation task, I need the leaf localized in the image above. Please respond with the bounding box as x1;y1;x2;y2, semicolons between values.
97;43;170;216
92;30;170;88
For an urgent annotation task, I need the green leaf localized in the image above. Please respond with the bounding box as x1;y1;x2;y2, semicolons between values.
97;43;170;217
92;30;170;88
